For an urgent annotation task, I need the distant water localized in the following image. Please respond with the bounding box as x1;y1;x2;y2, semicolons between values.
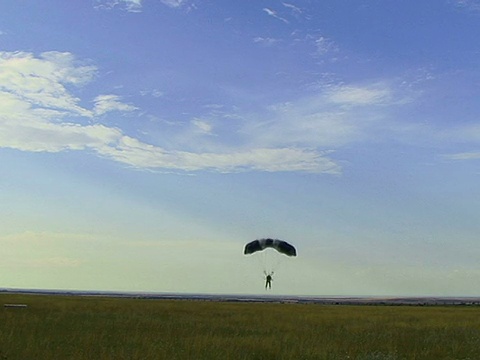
2;288;480;306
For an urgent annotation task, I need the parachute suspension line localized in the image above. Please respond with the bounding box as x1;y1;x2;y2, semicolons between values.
249;249;269;278
269;251;287;273
261;250;270;273
264;248;279;274
253;248;286;275
254;250;267;273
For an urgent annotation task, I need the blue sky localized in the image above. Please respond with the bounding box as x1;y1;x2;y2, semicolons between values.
1;0;480;296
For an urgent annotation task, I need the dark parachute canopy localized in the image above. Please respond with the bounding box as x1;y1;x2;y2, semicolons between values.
244;238;297;257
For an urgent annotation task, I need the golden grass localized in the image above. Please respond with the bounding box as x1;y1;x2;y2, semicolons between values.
1;293;480;359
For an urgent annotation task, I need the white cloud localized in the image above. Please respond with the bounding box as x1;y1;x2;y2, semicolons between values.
0;51;338;174
160;0;187;8
0;119;122;153
94;94;137;116
124;0;142;12
0;51;95;117
192;118;213;135
98;138;341;173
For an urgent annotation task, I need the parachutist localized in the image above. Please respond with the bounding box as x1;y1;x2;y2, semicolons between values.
265;272;273;289
244;238;296;290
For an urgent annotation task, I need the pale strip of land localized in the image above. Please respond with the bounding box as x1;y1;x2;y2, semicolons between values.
1;288;480;306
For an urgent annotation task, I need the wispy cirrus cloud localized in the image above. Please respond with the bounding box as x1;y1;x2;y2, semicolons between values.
94;0;142;12
451;0;480;13
160;0;197;11
440;123;480;161
312;36;339;57
282;2;302;15
326;84;391;105
287;32;340;61
98;137;341;173
239;82;398;150
160;0;186;8
94;0;194;12
443;152;480;160
263;8;289;24
0;51;338;174
253;37;281;46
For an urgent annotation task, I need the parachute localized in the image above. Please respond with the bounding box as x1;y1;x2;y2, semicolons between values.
244;238;297;257
244;238;297;289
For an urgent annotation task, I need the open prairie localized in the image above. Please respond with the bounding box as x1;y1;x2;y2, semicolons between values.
1;293;480;359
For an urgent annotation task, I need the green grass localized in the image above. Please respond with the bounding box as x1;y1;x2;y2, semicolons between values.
1;294;480;359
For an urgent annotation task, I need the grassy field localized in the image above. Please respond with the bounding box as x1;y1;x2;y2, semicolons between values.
1;294;480;359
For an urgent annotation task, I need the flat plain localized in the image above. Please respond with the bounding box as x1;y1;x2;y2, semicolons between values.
1;293;480;359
